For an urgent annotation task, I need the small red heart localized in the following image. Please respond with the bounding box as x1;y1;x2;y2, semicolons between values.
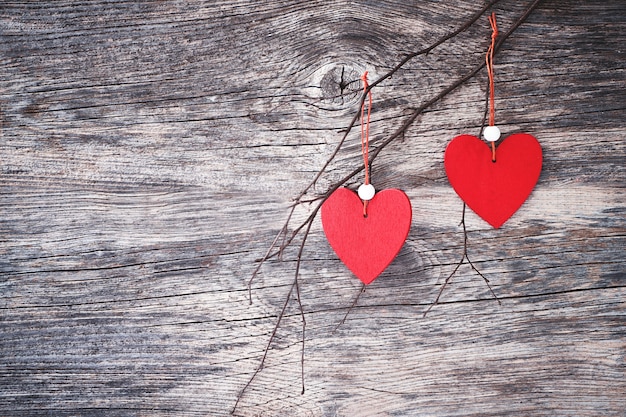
321;188;412;285
444;133;542;229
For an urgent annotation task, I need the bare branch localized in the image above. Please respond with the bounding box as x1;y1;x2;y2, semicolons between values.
236;1;544;412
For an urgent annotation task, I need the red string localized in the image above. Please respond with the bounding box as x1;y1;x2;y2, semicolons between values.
486;12;498;127
361;72;372;185
486;12;498;161
361;72;372;216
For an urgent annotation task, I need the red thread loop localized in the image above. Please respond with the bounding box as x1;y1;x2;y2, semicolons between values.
361;72;372;185
361;72;373;216
486;12;498;161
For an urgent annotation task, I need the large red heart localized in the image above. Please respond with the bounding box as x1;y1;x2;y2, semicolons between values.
444;133;542;229
321;187;412;285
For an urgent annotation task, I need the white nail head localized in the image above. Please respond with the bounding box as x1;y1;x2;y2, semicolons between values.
483;125;501;142
357;183;376;201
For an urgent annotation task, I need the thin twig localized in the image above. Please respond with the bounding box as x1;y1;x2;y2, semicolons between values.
423;204;501;317
247;196;326;299
259;164;363;263
232;272;299;414
292;219;313;395
247;221;289;303
234;214;319;413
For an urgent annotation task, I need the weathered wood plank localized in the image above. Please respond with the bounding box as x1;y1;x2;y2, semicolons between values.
1;0;625;416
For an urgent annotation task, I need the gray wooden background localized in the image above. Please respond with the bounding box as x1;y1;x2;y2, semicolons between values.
1;1;624;416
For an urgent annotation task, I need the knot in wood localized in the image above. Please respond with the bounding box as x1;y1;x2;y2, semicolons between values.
320;64;362;107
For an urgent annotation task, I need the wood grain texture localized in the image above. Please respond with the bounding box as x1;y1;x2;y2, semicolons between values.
1;0;624;416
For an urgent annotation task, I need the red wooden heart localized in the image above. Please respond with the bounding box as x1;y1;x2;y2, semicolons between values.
444;133;542;229
321;188;412;285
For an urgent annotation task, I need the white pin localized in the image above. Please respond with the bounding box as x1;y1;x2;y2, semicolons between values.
483;125;501;142
358;183;375;201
